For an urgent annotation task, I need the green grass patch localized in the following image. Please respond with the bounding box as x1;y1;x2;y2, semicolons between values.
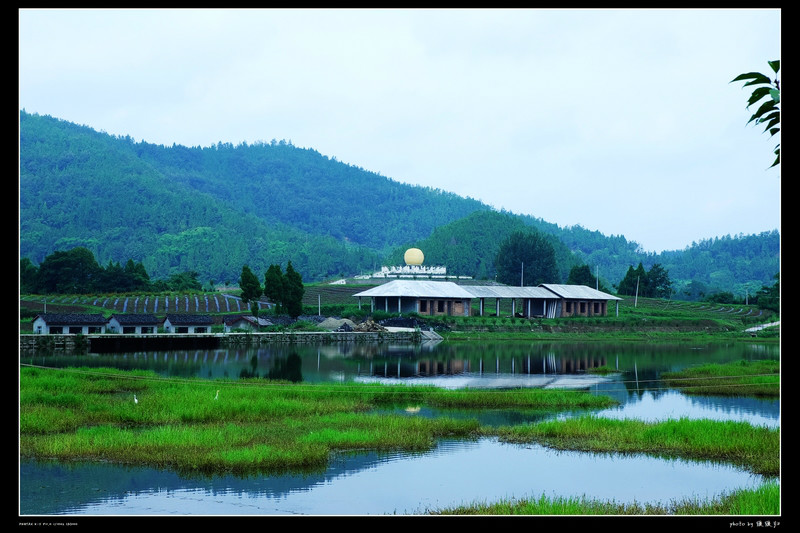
661;359;780;397
432;480;780;515
20;366;614;475
494;415;779;476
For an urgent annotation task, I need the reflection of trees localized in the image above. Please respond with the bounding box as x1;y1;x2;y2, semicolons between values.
239;355;261;379
268;352;303;382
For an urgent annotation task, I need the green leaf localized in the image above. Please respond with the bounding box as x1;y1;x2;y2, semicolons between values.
769;89;780;103
747;86;772;106
752;99;778;120
761;114;780;134
731;72;772;85
768;60;780;73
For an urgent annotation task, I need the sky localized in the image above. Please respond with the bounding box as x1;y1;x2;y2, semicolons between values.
18;8;781;253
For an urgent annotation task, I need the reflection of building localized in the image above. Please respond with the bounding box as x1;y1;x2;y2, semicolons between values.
354;280;622;318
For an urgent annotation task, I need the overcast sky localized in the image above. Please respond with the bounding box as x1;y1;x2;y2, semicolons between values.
19;8;781;253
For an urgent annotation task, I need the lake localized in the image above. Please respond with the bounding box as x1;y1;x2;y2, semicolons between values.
19;340;780;516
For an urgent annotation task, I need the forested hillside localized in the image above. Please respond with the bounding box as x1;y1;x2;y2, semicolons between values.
19;111;779;298
20;111;487;283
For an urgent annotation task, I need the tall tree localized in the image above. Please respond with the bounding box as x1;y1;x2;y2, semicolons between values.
616;263;647;297
239;265;262;314
567;264;597;287
646;263;673;299
494;230;559;287
263;264;286;314
20;258;39;294
36;247;102;294
283;261;305;318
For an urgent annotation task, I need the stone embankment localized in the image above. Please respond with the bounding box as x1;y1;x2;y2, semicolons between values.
20;329;422;353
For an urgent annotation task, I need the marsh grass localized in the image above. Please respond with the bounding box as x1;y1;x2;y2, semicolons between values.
661;359;779;397
20;366;613;475
20;364;781;515
494;416;779;476
432;480;780;515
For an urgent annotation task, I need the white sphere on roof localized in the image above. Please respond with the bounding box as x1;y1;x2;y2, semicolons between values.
404;248;424;265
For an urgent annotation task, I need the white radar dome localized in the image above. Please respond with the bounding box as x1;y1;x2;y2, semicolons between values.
404;248;424;265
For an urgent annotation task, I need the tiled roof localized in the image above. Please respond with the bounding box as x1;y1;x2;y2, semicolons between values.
110;314;160;325
353;280;475;299
352;280;621;301
462;285;556;299
224;315;273;327
34;313;107;325
539;284;622;300
164;314;214;325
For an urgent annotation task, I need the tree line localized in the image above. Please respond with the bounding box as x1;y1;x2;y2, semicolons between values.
20;247;214;295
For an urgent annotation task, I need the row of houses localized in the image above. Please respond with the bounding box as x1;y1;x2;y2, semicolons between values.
30;313;271;335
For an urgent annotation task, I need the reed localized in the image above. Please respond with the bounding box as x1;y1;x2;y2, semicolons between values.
22;366;612;474
432;480;780;515
661;359;779;397
495;416;779;476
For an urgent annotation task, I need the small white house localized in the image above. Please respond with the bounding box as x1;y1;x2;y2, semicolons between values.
107;314;160;334
162;314;214;334
32;313;107;335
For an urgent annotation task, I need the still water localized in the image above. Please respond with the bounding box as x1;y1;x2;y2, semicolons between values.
20;340;780;516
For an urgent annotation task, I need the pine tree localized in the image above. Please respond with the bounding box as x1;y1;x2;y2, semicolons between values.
283;261;305;318
239;265;262;314
264;264;286;314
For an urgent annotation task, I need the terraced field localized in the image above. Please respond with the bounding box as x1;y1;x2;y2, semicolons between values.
20;292;257;315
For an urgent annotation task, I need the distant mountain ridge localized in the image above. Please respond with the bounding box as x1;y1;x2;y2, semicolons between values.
19;110;779;298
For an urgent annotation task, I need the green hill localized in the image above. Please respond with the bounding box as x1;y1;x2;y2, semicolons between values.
19;110;779;298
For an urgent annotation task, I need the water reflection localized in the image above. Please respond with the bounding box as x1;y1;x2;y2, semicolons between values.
20;340;778;388
21;438;768;516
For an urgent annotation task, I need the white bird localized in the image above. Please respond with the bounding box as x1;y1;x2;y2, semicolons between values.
134;394;138;404
214;390;219;400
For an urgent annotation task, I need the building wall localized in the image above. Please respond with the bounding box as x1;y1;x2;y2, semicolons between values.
163;320;211;334
560;299;608;317
32;318;106;334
